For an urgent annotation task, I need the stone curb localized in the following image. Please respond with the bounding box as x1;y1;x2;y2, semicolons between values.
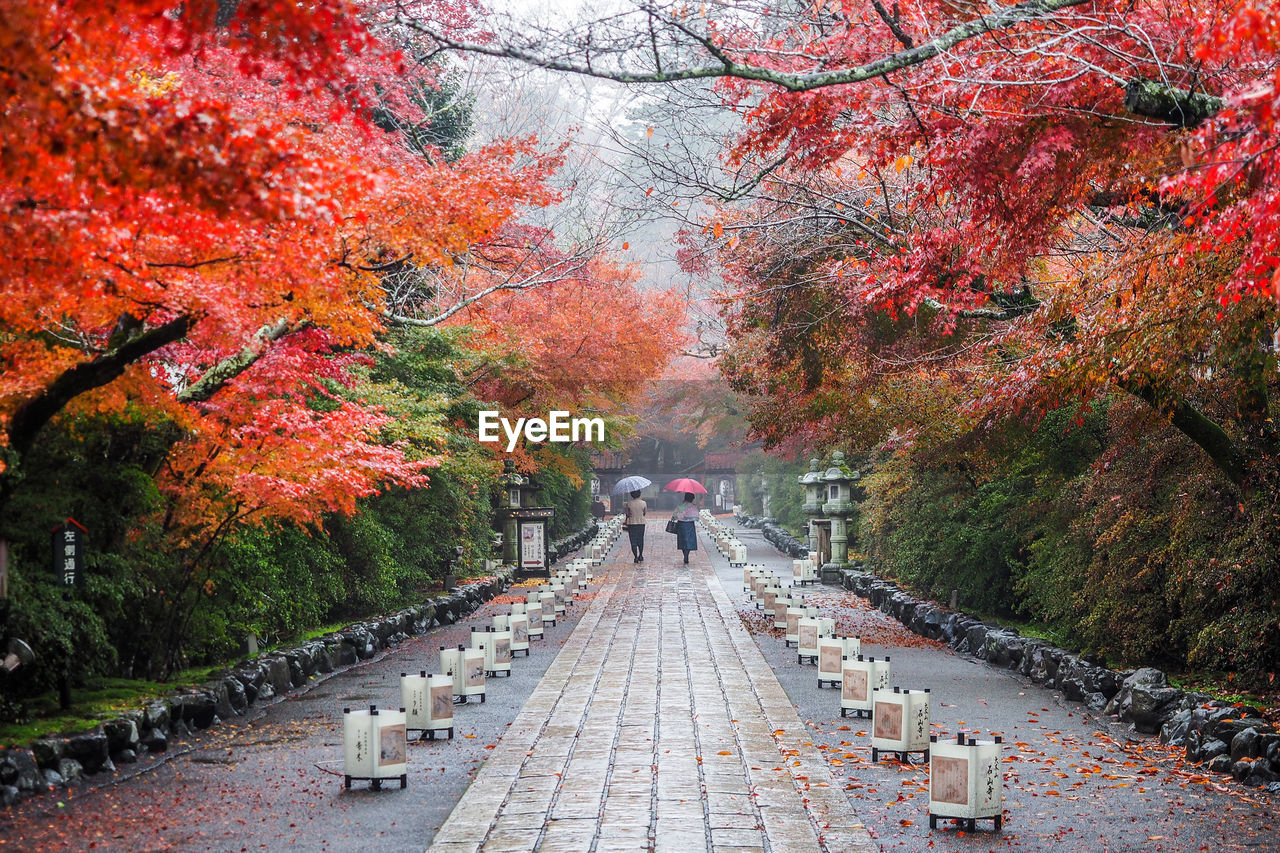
0;566;522;807
835;568;1280;794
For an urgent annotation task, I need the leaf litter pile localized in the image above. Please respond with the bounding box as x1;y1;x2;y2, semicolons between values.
738;586;944;651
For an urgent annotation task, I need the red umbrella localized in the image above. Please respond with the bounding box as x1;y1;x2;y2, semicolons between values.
664;478;708;494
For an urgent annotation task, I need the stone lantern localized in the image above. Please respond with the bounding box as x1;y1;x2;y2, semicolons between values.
798;458;830;570
820;451;858;583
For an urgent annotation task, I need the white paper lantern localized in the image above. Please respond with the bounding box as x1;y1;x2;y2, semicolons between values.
840;654;890;718
928;731;1004;831
402;671;454;740
797;615;831;664
440;644;485;702
538;589;558;625
729;542;748;566
549;582;568;614
521;597;546;638
785;605;817;647
870;686;931;763
499;612;530;655
342;705;408;789
473;626;511;677
793;558;817;586
773;595;792;630
817;636;860;687
761;584;782;613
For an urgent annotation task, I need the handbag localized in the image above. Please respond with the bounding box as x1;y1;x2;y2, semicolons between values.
665;518;679;534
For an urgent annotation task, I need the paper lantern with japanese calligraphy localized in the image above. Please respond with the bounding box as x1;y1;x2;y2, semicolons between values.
473;626;511;677
402;671;454;740
797;614;834;664
928;731;1004;831
841;654;890;718
497;612;530;656
548;581;568;614
785;605;818;647
342;705;408;790
773;595;794;630
440;644;485;703
537;589;558;625
870;686;931;763
793;558;817;586
728;541;748;566
817;636;860;687
520;597;546;638
760;583;782;613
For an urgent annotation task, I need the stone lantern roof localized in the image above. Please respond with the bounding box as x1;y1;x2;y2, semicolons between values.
799;458;824;486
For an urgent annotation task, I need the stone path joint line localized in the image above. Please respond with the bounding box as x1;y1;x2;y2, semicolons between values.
427;540;876;853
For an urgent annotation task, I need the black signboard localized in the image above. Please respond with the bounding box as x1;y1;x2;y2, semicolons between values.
52;518;87;588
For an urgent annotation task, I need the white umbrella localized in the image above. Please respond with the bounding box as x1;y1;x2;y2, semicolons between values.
611;475;652;494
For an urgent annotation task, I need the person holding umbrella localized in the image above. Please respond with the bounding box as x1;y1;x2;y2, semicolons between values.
612;475;652;563
623;490;647;562
664;478;707;564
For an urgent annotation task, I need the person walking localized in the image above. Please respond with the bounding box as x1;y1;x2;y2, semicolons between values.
670;492;699;564
623;489;647;563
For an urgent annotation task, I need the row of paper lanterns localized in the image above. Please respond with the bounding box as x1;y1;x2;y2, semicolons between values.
339;517;624;790
734;543;1005;832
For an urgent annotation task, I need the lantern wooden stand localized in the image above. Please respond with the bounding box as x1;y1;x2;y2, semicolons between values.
342;705;407;790
440;644;485;703
402;671;454;740
870;686;931;764
840;654;890;718
928;731;1004;832
817;636;860;687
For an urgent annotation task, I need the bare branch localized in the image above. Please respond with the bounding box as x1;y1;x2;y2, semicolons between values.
402;0;1093;93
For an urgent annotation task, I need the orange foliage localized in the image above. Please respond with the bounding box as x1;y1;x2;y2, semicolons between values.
0;0;571;534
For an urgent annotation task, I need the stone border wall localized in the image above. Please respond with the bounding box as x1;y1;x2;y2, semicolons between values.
0;567;518;806
838;569;1280;794
733;512;808;559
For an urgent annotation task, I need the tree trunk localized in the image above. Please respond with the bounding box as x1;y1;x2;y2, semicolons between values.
1119;379;1249;489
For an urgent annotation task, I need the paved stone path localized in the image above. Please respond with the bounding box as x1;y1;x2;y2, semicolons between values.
428;537;876;853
